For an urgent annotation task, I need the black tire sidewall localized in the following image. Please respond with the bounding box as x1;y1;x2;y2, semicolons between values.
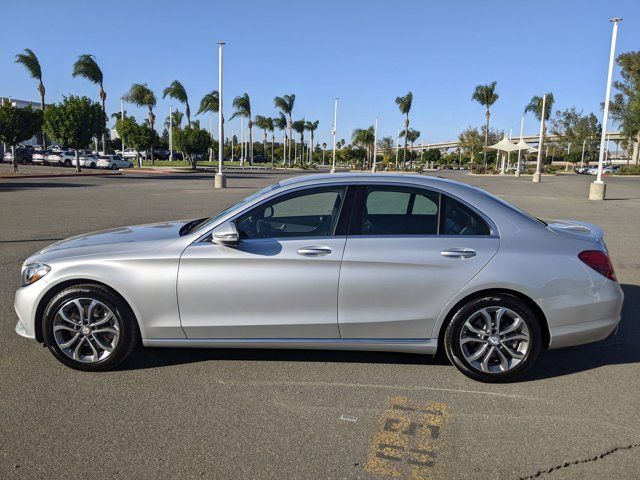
444;294;542;383
42;285;138;371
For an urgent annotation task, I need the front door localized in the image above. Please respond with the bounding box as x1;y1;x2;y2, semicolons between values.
178;186;350;339
338;185;500;339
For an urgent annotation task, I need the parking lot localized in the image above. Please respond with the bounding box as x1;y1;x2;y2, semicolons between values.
1;169;639;479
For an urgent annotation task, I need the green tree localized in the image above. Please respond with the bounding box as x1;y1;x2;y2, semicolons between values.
471;81;499;167
0;103;42;172
43;96;104;172
459;127;483;163
164;110;184;130
525;92;555;164
174;125;212;169
305;120;319;164
163;80;191;126
254;115;272;163
231;93;253;164
291;119;306;163
609;51;640;164
72;54;107;151
423;148;441;164
399;128;420;167
273;113;288;164
550;108;601;163
352;126;375;168
395;91;413;165
274;94;295;165
124;83;157;137
15;48;46;146
115;117;159;167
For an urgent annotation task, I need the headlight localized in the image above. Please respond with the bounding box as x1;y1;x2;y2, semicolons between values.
21;263;51;286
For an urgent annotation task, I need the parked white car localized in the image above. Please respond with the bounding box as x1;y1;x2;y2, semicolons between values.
118;148;138;159
78;152;99;168
97;155;134;170
47;150;77;167
32;149;52;165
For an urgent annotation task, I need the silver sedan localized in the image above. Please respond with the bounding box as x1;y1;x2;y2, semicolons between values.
14;173;623;382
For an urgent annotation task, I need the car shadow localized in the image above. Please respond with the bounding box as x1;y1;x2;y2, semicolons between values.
117;284;639;380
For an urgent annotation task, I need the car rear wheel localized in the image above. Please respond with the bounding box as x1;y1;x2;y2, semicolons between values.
64;159;71;167
43;284;139;371
444;294;542;382
111;163;118;170
90;162;96;168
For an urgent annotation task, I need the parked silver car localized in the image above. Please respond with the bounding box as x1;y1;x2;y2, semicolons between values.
14;174;623;381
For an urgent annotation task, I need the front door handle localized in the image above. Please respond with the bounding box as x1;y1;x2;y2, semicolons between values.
297;246;332;257
441;248;476;259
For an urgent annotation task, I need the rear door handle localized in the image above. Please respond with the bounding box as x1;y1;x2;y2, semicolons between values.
297;246;332;257
441;248;476;259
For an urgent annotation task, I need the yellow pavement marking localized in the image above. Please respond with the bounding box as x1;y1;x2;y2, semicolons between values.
364;396;452;480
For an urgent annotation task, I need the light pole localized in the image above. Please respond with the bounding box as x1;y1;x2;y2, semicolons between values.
231;130;235;161
215;41;226;188
565;142;571;170
209;115;214;162
372;117;378;172
532;94;547;183
590;18;622;200
516;115;524;177
240;118;244;166
580;138;587;168
169;105;174;161
331;97;338;173
395;128;400;169
120;98;125;153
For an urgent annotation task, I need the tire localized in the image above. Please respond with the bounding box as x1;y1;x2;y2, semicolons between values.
444;294;542;383
42;284;140;371
64;159;71;167
21;158;28;165
129;163;133;168
111;163;118;170
90;162;96;169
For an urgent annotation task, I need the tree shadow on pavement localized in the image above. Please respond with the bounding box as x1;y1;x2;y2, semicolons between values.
0;182;92;192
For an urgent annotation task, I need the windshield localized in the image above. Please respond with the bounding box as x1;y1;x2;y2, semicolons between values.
183;182;282;235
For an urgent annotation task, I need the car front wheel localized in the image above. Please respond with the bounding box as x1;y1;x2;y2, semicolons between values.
42;284;139;371
444;294;542;382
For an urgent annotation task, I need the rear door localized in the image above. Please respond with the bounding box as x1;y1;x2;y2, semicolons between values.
338;184;499;339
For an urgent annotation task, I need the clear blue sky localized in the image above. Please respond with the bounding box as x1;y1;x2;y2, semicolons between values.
1;0;638;145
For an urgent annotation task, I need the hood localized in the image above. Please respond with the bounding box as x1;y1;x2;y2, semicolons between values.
30;220;190;262
546;219;604;244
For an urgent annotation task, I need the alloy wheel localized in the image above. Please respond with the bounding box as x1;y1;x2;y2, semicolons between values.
459;306;530;374
52;298;120;363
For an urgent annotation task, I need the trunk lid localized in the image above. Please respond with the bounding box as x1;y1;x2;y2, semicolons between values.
546;219;604;244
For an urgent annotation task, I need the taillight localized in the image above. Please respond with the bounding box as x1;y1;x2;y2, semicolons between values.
578;250;617;281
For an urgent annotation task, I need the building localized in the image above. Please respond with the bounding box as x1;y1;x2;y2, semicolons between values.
0;96;44;147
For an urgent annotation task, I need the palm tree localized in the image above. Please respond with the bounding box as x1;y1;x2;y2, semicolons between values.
274;94;295;164
292;119;306;163
254;115;271;161
197;90;220;160
15;48;46;146
163;80;191;126
164;110;183;129
273;113;288;165
525;93;555;167
400;128;421;168
305;120;319;164
395;91;413;166
231;93;253;164
72;54;107;151
111;110;128;121
472;81;499;168
125;83;157;129
266;117;275;165
352;126;375;168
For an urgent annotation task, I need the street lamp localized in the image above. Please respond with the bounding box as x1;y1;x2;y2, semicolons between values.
215;41;226;189
169;105;173;161
515;115;524;177
590;18;622;200
331;97;338;173
371;117;378;172
532;93;547;183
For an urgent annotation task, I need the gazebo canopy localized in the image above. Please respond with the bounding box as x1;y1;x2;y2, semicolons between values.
516;139;534;151
483;136;520;153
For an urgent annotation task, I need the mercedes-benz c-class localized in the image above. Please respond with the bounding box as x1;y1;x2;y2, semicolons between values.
14;173;623;381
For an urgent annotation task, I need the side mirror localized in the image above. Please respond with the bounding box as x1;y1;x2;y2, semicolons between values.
211;221;240;246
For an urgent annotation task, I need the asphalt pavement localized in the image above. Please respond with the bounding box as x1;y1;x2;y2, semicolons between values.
1;168;639;479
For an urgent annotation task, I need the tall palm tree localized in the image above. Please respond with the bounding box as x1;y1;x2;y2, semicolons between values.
472;81;499;167
273;113;288;165
231;93;253;164
163;80;191;126
125;83;157;129
525;92;555;165
72;54;107;151
197;90;220;159
111;110;128;121
292;119;306;163
15;48;46;147
305;120;319;164
274;94;295;164
395;91;413;166
266;117;275;165
254;115;271;161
